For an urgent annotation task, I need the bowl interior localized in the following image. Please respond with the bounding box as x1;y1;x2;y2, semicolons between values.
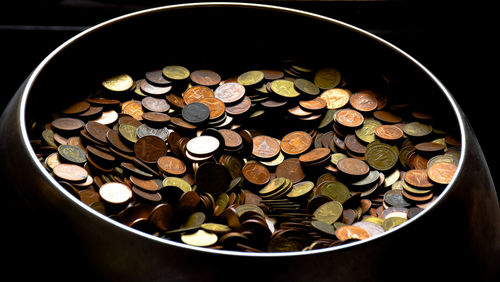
23;4;462;254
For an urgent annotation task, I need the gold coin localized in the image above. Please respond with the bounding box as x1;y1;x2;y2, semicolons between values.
313;200;343;224
355;118;382;143
237;70;264;86
320;88;350;109
270;79;300;98
162;65;190;80
201;223;231;234
286;181;314;198
102;74;134;92
163;177;192;193
181;229;218;247
259;177;286;195
314;67;341;89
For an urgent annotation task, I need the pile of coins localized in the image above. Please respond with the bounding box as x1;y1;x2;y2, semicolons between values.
30;62;460;252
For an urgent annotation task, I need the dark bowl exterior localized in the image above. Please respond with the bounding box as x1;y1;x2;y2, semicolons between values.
1;3;499;281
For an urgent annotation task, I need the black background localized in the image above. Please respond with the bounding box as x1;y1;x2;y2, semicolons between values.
0;0;498;280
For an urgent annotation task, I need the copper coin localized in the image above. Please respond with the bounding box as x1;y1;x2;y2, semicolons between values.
336;158;370;177
157;155;187;176
190;69;222;86
225;96;251;116
299;97;327;112
252;135;281;159
53;163;88;183
142;112;170;125
427;162;457;184
61;101;90;115
145;70;171;87
79;106;103;119
375;125;404;141
85;121;110;144
260;69;284;80
214;82;246;104
275;158;306;183
179;191;202;212
198;97;226;120
218;129;243;150
405;169;434;188
195;162;231;194
242;162;271;186
134;135;168;164
106;129;133;153
319;88;350;109
122;100;144;121
140;79;172;96
335;109;364;128
344;134;366;155
299;147;331;164
336;225;370;241
170;117;196;131
166;94;186;109
349;91;378;112
415;142;445;153
141;96;170;113
148;203;174;231
183;86;215;104
373;110;402;124
118;115;142;127
51;117;85;132
280;131;312;155
287;105;312;117
129;175;160;192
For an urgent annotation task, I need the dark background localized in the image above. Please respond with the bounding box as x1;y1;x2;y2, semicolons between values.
1;0;498;280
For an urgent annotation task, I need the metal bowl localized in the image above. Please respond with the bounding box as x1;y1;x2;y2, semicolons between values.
1;2;499;281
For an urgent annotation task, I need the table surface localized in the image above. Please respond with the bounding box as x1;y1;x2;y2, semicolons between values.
1;1;498;280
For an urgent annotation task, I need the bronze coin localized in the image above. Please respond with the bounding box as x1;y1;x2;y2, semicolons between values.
183;86;215;104
275;158;306;183
190;69;222;86
129;175;160;192
260;69;284;80
142;112;170;125
170;117;196;131
242;162;271;186
375;125;404;141
61;101;90;115
51;117;85;132
218;129;243;150
299;147;331;164
106;129;133;153
141;96;170;113
122;100;144;121
195;162;231;194
344;134;367;155
145;70;171;87
166;94;186;109
179;191;202;212
118;115;143;127
252;135;281;160
87;97;121;109
336;158;370;177
198;97;226;120
299;97;327;112
336;225;370;241
373;110;402;124
427;162;457;184
148;203;174;231
157;155;187;176
85;121;110;144
79;106;103;119
280;131;312;155
225;96;251;116
140;79;172;96
86;145;115;163
134;135;168;164
214;82;246;104
349;91;378;112
335;109;364;128
415;142;445;153
287;105;313;117
53;163;88;183
405;169;434;188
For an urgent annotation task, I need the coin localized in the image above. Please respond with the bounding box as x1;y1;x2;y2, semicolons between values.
134;135;168;164
319;181;350;203
145;70;171;87
365;142;398;171
286;181;314;198
181;229;218;247
163;177;192;193
382;217;407;231
242;162;271;186
314;67;341;89
136;124;169;141
225;96;251;116
122;100;144;121
119;124;138;144
294;78;320;96
336;225;370;241
61;101;90;115
405;169;434;188
373;110;402;124
219;129;243;150
320;88;350;109
183;85;215;104
403;122;433;137
181;102;210;124
162;65;190;81
142;112;170;125
186;135;220;157
53;163;88;182
375;125;404;141
252;135;281;160
214;82;246;104
335;109;364;128
140;79;171;96
299;97;327;112
355;119;382;143
237;70;264;86
198;97;226;120
157;156;186;176
270;79;300;98
102;74;134;92
427;162;457;184
350;91;378;112
313;200;343;224
299;147;330;165
415;142;445;153
336;158;369;177
141;96;170;113
58;144;86;164
190;69;222;86
281;131;312;155
51;117;85;132
275;158;306;184
99;182;133;204
195;162;231;194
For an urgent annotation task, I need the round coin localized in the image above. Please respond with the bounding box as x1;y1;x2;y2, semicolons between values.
320;88;350;109
186;135;220;157
405;169;434;188
313;200;343;224
270;79;300;98
102;74;134;92
335;225;370;241
53;163;88;182
99;182;132;204
242;162;271;186
286;181;314;198
134;135;168;163
350;91;378;112
314;67;341;90
181;102;210;124
51;117;85;132
157;155;187;176
375;125;404;141
335;109;364;128
281;131;312;156
403;122;433;137
427;162;457;184
237;70;264;86
58;144;87;164
275;158;306;184
181;229;218;247
162;65;190;81
198;97;226;120
365;143;398;171
336;158;370;177
252;135;281;160
214;82;246;104
183;85;215;105
141;96;170;113
190;69;222;86
294;78;320;96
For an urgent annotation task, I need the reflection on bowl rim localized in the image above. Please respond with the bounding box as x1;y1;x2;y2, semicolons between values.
18;2;466;257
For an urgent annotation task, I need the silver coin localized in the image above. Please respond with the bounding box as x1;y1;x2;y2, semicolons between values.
136;124;170;141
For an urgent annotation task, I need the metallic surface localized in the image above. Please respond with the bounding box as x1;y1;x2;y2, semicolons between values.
0;2;499;281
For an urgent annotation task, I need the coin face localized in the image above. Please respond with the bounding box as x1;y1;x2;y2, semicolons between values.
350;91;378;112
336;225;370;241
190;69;222;86
270;79;301;98
299;147;330;164
355;119;382;143
157;156;187;176
336;109;364;128
275;158;305;184
134;135;168;163
252;135;281;159
403;122;433;137
337;158;370;177
427;162;457;184
102;74;134;92
183;85;215;104
118;124;138;143
313;200;343;224
365;142;398;171
142;96;170;113
294;78;320;96
198;97;226;120
281;131;312;155
405;169;434;188
237;70;264;86
53;163;88;182
320;88;350;109
186;135;220;157
58;144;86;164
122;100;144;121
181;102;210;124
242;162;271;186
375;125;404;141
314;67;341;90
99;182;132;204
213;82;246;104
162;65;190;80
51;117;85;132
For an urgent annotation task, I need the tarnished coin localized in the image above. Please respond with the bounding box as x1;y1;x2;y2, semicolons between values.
405;169;434;188
355;119;382;143
183;85;215;104
190;69;222;87
336;225;371;241
403;122;433;137
134;135;168;163
373;110;402;124
320;88;350;109
58;144;86;164
136;124;169;141
314;67;341;89
242;162;271;186
85;121;110;144
252;135;281;160
270;79;301;98
225;96;251;115
319;181;350;203
51;117;85;132
162;65;190;81
145;70;171;87
195;162;231;194
313;200;343;224
427;162;457;184
102;74;134;92
365;142;398;171
294;78;320;96
281;131;312;155
336;158;369;177
61;101;90;115
275;158;306;183
182;102;210;124
118;124;138;143
311;220;336;236
384;189;411;207
382;217;407;231
99;182;132;205
218;129;243;150
286;181;314;198
237;70;264;86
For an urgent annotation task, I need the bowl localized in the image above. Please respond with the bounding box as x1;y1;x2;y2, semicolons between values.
1;2;499;281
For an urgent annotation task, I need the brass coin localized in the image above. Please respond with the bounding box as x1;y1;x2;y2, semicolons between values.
252;135;281;160
365;142;399;171
58;144;87;164
286;181;314;198
237;70;264;86
294;78;320;96
102;74;134;92
162;65;190;81
181;229;218;247
319;181;350;204
314;67;341;90
163;177;192;193
403;122;433;137
201;223;231;234
270;79;300;98
281;131;312;156
355;119;382;143
313;200;343;224
427;162;457;184
118;124;138;144
320;88;350;109
382;217;407;231
259;177;287;196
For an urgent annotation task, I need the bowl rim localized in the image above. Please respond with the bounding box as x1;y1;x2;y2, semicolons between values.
18;2;466;257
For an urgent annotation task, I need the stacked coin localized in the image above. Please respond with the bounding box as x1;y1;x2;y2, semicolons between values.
30;61;461;253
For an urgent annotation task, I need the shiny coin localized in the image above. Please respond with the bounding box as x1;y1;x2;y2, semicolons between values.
270;79;300;98
319;181;350;203
58;144;86;164
335;109;364;128
299;147;331;165
405;169;434;188
214;82;246;104
382;217;407;231
102;74;134;92
336;225;371;241
259;177;287;196
139;79;171;96
375;125;404;141
141;96;170;113
349;91;378;112
237;70;264;86
242;162;271;186
199;97;226;120
286;181;314;198
99;182;132;204
118;124;138;143
201;223;231;234
314;67;341;89
352;221;384;237
427;162;457;184
162;65;190;81
186;135;220;157
183;85;214;104
53;163;88;182
181;102;210;124
136;124;169;141
320;88;350;109
355;119;382;143
299;97;327;112
134;135;168;164
157;155;186;176
181;229;218;247
122;100;144;121
281;131;312;156
252;135;281;160
313;200;343;224
163;177;192;193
